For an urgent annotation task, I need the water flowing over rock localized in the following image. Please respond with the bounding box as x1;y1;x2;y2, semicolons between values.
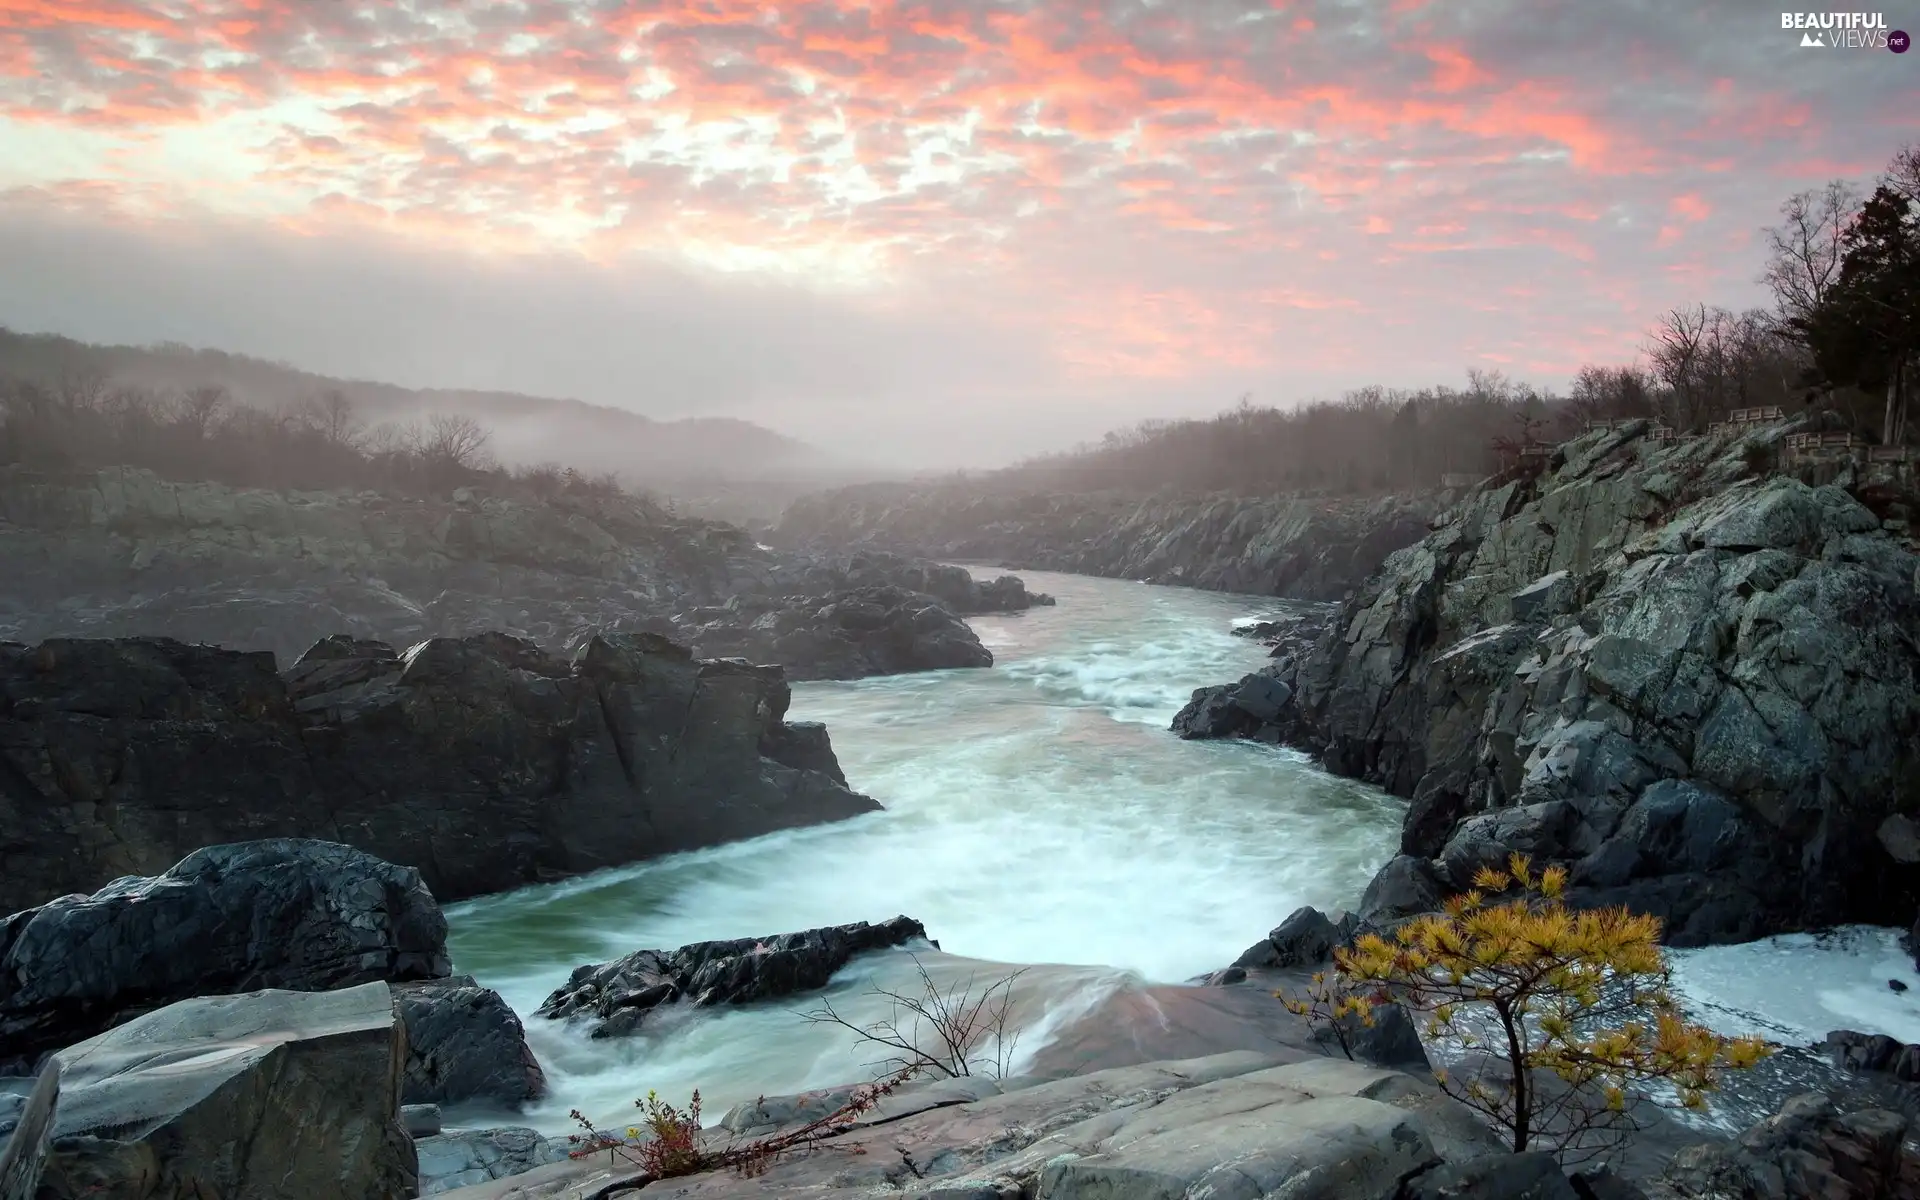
0;467;1039;682
536;916;931;1038
0;630;879;918
30;982;418;1200
775;485;1437;601
1221;419;1920;942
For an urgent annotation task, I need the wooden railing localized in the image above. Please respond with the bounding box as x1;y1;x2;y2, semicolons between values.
1785;432;1865;451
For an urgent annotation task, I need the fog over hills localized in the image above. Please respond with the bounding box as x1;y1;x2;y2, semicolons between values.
0;327;891;520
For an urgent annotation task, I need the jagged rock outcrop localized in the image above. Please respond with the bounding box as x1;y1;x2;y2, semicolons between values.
671;585;994;681
0;631;879;917
0;840;449;1073
0;467;1039;682
1244;418;1920;942
0;841;553;1111
775;485;1437;601
1656;1091;1920;1199
537;916;930;1038
29;982;418;1200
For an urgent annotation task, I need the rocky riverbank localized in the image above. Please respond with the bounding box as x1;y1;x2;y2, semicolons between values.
7;839;1917;1200
0;467;1048;682
774;482;1437;601
1175;415;1920;945
0;630;878;915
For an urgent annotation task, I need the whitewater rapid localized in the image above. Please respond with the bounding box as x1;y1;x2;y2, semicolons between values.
442;568;1920;1135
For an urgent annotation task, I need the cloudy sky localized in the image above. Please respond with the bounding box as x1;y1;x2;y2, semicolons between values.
2;0;1916;466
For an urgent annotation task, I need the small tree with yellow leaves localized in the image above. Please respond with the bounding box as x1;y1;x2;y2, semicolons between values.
1317;854;1771;1161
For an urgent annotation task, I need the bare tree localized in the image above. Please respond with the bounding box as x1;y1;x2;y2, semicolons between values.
799;956;1027;1081
1886;141;1920;207
298;389;362;449
420;412;492;472
172;385;230;439
1763;180;1862;334
1648;304;1715;430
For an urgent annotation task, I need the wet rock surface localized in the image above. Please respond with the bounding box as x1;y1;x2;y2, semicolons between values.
537;916;931;1038
775;485;1437;601
0;630;877;916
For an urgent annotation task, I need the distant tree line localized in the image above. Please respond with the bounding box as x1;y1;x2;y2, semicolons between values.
1000;142;1919;496
0;372;653;506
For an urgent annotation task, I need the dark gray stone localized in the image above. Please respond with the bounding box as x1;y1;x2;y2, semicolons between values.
1400;1152;1579;1200
0;632;879;918
393;977;547;1110
0;839;449;1074
539;916;932;1038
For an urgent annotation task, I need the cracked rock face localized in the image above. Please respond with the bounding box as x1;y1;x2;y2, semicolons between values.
1281;420;1920;941
0;630;879;919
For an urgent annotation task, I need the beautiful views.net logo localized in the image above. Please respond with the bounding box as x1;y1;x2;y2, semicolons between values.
1781;11;1908;50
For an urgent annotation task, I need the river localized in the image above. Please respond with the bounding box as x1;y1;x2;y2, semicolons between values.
443;569;1920;1136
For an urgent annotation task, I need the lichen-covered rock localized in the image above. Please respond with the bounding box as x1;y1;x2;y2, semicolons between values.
0;633;878;917
1277;419;1920;940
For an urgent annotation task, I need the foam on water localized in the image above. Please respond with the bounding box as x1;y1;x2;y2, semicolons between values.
442;568;1918;1138
1668;926;1920;1045
445;571;1397;1133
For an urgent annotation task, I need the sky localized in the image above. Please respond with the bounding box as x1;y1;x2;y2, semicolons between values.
2;0;1917;468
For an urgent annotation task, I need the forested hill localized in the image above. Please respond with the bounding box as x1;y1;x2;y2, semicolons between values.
0;327;835;486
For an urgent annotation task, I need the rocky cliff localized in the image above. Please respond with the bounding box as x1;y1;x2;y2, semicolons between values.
0;467;1042;681
0;631;879;916
774;483;1438;601
1202;417;1920;943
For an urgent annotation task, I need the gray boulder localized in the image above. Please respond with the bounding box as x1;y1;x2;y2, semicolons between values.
1400;1152;1581;1200
393;977;547;1110
1231;906;1358;970
0;839;449;1074
415;1127;566;1196
673;585;994;680
1660;1092;1919;1199
31;982;416;1200
538;916;931;1038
